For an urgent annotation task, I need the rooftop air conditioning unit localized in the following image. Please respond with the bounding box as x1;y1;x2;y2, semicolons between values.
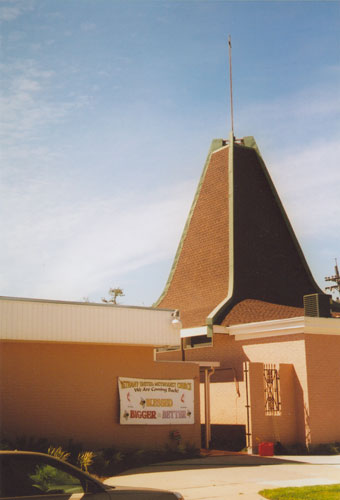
303;293;331;318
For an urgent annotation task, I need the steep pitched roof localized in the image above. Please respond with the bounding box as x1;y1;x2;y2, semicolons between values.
156;140;230;328
155;135;322;329
221;299;303;326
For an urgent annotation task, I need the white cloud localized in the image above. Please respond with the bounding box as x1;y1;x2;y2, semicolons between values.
236;76;340;255
0;0;34;22
266;137;340;292
81;22;96;32
0;5;22;21
0;173;195;301
1;22;339;304
237;78;340;149
0;59;89;160
269;139;340;238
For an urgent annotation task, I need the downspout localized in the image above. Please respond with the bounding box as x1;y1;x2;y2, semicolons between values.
180;337;185;361
214;367;240;397
244;362;251;451
204;366;215;449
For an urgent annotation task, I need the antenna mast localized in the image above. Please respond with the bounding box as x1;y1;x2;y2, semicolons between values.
228;35;234;137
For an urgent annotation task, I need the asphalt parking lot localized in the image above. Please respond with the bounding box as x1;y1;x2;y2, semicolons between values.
104;453;340;499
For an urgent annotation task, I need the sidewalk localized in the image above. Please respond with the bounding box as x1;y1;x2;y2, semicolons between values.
104;452;340;499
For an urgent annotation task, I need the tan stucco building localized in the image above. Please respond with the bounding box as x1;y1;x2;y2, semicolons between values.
0;297;202;450
156;134;340;452
159;316;340;451
2;134;339;454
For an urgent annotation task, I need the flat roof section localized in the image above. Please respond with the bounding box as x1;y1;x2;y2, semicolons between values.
0;296;180;347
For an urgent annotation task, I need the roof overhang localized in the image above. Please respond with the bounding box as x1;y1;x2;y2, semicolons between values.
180;325;229;338
229;316;340;340
180;316;340;341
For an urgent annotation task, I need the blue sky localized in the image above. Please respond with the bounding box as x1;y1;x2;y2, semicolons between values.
1;0;339;306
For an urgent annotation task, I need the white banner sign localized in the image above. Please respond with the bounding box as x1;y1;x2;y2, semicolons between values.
118;377;194;425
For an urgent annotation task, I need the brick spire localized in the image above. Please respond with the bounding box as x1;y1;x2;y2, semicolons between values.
155;136;322;329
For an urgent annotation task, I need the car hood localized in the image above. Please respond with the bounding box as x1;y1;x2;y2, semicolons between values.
105;484;181;498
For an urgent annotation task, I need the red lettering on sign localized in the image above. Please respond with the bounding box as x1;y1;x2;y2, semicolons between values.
130;410;156;419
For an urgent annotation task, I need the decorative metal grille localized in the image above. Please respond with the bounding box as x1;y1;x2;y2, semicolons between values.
264;364;281;415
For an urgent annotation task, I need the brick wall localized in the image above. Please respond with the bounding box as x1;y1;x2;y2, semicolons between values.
246;362;304;451
157;331;340;447
158;332;309;447
304;334;340;444
157;146;230;327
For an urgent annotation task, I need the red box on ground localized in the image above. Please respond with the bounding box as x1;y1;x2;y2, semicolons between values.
258;442;274;456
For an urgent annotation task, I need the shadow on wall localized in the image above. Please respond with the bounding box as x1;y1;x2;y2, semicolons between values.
293;368;307;446
193;335;250;383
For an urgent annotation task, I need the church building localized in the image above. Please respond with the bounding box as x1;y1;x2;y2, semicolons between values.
156;133;340;452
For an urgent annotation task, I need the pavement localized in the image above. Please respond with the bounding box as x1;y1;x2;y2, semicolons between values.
104;451;340;499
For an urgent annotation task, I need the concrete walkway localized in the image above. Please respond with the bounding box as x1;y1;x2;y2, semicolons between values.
104;453;340;499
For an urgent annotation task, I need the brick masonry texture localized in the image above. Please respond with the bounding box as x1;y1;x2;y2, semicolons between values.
221;299;303;326
230;145;319;310
156;139;340;448
303;334;340;443
158;147;230;328
157;140;319;328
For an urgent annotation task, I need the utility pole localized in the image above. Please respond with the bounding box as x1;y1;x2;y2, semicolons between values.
325;259;340;299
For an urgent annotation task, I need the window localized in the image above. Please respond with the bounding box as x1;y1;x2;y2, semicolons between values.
187;335;212;348
264;364;281;415
0;455;97;498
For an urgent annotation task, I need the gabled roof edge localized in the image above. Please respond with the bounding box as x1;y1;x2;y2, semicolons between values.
154;139;226;307
242;136;323;296
205;135;323;330
206;131;235;334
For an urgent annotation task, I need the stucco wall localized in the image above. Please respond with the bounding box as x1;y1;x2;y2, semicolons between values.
0;341;200;450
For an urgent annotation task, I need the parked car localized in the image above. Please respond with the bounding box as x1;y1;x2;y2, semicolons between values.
0;451;184;499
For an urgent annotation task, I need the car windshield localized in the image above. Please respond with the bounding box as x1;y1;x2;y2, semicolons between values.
0;455;99;497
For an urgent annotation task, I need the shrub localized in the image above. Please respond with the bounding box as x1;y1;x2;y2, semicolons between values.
274;441;340;456
91;447;126;477
4;436;49;453
0;433;200;478
274;441;308;455
78;451;96;472
309;442;340;455
48;446;70;462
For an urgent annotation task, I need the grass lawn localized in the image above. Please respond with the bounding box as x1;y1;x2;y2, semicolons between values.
259;483;340;499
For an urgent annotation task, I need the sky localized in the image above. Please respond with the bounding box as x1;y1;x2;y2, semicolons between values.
1;0;339;307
